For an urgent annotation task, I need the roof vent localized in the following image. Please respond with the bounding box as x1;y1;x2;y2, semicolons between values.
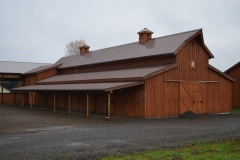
137;28;153;43
79;43;90;55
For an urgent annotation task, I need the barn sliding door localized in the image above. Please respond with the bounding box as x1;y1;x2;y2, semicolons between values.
180;82;206;115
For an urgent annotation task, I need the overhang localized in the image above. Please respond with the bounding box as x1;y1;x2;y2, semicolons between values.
11;82;144;92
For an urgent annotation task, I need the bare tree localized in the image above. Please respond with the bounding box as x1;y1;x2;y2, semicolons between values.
65;39;85;56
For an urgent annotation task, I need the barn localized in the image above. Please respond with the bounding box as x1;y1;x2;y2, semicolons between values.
0;61;50;106
225;61;240;108
12;28;234;119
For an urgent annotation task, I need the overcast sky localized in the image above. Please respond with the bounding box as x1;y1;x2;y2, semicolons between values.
0;0;239;71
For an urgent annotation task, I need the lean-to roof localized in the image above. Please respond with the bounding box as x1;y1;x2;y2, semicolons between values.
38;63;177;84
12;82;143;92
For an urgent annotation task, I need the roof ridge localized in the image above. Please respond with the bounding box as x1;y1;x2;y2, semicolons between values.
153;28;202;40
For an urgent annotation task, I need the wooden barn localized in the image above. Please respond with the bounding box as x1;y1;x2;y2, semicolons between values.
0;61;50;106
225;61;240;108
12;28;234;119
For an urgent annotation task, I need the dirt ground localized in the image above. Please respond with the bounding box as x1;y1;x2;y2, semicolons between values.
1;106;240;160
0;105;124;134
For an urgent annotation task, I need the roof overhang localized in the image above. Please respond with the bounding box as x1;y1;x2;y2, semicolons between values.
11;82;144;92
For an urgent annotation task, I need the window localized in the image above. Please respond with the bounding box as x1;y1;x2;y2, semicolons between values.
191;60;195;69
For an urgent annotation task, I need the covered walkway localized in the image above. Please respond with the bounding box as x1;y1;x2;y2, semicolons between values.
12;82;144;120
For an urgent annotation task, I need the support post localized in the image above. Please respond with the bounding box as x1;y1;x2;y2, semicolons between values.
53;93;56;113
108;92;111;120
14;92;16;107
87;94;89;117
106;92;111;121
68;93;71;115
22;92;24;107
30;92;33;109
1;74;3;107
41;92;43;109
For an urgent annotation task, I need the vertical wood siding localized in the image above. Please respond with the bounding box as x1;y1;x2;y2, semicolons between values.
225;65;240;108
31;85;144;117
0;93;27;106
37;68;58;81
144;38;232;118
25;75;37;86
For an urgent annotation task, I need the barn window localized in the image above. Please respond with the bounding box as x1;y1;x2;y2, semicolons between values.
191;60;195;69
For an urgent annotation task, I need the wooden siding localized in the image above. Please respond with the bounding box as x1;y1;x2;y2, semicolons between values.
29;85;144;117
37;68;58;81
0;93;28;106
2;74;21;79
225;64;240;108
25;75;37;86
144;38;232;118
24;68;58;86
59;56;176;74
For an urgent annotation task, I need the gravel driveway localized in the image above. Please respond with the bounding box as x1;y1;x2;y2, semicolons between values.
0;106;240;160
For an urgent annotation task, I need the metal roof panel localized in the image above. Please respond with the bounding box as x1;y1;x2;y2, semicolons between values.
58;29;201;69
39;64;177;83
0;61;51;74
12;82;143;92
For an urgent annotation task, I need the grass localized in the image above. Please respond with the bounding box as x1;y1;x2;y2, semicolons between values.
232;108;240;113
101;138;240;160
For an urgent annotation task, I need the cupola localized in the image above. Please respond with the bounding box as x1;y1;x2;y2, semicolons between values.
79;43;90;55
137;28;153;43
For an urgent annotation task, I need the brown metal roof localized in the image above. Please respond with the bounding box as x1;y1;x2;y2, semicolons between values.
0;61;51;74
38;63;177;84
23;63;60;75
11;82;143;92
56;29;202;69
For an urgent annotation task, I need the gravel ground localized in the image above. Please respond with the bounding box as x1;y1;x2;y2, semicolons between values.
0;106;240;160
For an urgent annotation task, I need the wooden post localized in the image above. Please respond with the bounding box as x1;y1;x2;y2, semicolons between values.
106;92;111;121
108;92;111;120
53;93;56;113
68;93;71;115
30;92;33;109
13;92;16;107
1;74;3;107
41;92;43;109
87;94;89;117
22;92;24;107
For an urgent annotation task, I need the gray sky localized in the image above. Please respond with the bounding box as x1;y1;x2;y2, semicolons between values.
0;0;239;71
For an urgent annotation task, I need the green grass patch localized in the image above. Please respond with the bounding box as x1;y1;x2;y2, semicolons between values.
232;108;240;113
101;138;240;160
